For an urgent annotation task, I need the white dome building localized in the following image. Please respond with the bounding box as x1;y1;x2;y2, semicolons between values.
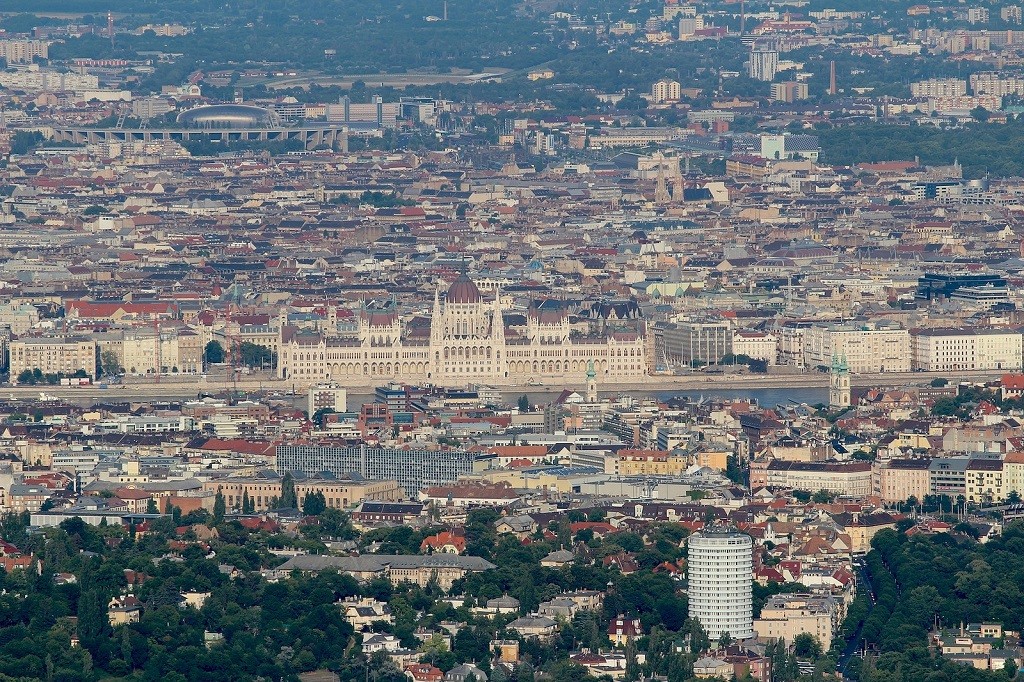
687;529;754;640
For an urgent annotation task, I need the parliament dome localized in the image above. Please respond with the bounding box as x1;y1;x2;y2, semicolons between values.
446;274;482;304
175;104;280;129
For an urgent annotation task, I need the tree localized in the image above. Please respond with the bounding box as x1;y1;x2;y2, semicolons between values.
237;341;275;369
280;472;297;509
146;498;158;514
242;489;253;514
971;105;991;122
99;349;122;377
10;131;42;155
517;395;530;412
930;377;948;387
617;94;649;110
302;491;327;516
812;489;836;503
793;633;823;660
204;340;225;364
213;489;226;526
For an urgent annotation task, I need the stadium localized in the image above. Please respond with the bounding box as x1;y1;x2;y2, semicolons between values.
51;104;348;150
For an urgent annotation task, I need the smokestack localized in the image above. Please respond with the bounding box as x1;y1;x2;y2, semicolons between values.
444;0;448;20
829;60;836;95
740;0;745;35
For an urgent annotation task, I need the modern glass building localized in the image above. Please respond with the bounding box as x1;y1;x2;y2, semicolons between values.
275;443;478;496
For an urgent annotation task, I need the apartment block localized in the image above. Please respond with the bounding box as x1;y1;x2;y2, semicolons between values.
754;594;841;649
650;78;681;103
965;459;1004;504
763;460;873;497
0;40;49;63
10;336;97;381
1004;452;1024;498
771;81;810;103
875;458;932;503
910;78;967;98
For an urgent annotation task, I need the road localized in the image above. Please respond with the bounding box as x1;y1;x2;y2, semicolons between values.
3;368;1003;405
837;561;874;680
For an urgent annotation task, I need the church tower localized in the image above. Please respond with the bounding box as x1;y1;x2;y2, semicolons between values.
829;353;851;409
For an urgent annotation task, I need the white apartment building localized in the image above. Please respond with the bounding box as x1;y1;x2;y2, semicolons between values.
754;594;840;650
910;78;967;98
970;72;1024;96
966;7;990;23
803;323;911;373
0;40;49;63
748;50;779;82
1001;5;1023;23
687;530;754;640
732;330;778;365
911;329;1023;372
651;78;681;103
10;337;97;381
0;68;98;92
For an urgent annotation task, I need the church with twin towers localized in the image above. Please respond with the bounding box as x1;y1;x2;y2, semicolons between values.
277;275;649;387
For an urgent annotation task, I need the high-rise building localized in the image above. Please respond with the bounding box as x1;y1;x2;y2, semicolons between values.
687;529;754;640
651;78;681;103
0;39;49;63
910;78;967;98
770;81;809;102
748;49;779;82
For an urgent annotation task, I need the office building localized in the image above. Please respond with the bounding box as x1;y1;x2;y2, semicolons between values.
275;443;480;496
916;273;1006;301
661;320;732;367
687;529;754;640
911;329;1022;372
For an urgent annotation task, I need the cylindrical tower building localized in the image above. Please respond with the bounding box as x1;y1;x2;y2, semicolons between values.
687;529;754;640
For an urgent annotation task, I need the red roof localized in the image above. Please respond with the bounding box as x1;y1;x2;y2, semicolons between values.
1002;374;1024;389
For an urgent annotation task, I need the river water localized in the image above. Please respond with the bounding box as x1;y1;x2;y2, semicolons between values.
350;386;828;410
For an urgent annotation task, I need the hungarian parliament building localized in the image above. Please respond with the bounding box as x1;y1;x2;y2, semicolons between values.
277;275;649;387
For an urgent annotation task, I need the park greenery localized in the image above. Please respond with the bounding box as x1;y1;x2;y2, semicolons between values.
0;504;836;682
818;120;1024;179
847;524;1024;682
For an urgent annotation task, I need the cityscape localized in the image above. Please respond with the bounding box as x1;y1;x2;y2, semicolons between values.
1;0;1024;680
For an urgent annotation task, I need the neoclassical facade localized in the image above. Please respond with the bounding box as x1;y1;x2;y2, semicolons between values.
277;275;648;386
